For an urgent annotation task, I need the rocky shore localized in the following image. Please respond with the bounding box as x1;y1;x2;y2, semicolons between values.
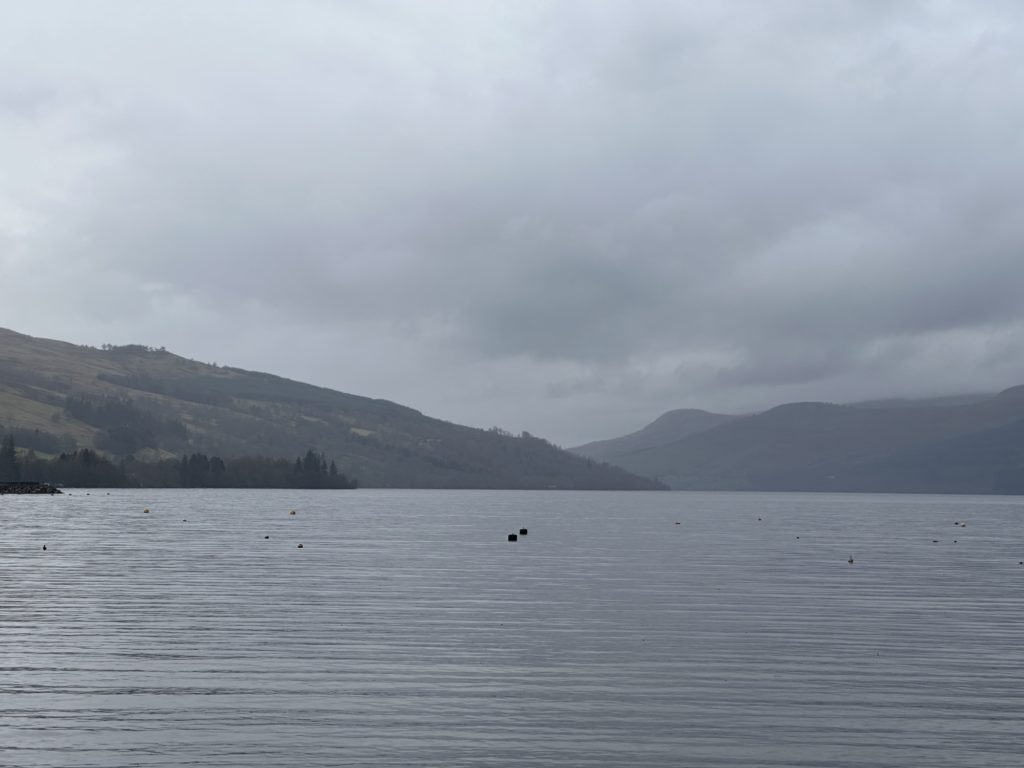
0;482;62;495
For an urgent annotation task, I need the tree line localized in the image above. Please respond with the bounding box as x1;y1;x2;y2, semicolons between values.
0;434;356;489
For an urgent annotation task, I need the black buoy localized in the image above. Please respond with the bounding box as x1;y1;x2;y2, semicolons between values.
519;528;528;535
508;533;518;542
848;555;854;564
264;535;270;540
297;543;304;549
42;544;47;551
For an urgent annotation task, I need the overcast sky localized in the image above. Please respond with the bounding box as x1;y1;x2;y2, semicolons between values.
3;1;1024;446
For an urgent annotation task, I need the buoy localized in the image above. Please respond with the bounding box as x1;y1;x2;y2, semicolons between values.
264;535;270;539
674;521;681;525
961;523;967;528
42;544;47;551
289;510;296;516
932;540;939;543
143;508;150;513
519;528;528;535
508;534;518;542
297;543;304;548
848;555;854;564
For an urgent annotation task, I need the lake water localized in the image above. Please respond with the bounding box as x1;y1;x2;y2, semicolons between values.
2;489;1023;767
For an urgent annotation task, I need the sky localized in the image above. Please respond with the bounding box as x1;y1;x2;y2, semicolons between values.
3;1;1024;447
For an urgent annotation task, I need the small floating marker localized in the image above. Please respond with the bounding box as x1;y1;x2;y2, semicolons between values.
519;528;528;535
961;523;967;528
954;521;959;525
264;535;270;540
143;508;150;514
932;540;939;543
796;536;800;539
954;540;958;543
289;510;297;516
42;544;47;551
508;533;518;542
674;521;681;525
297;543;304;549
848;555;854;565
757;517;762;521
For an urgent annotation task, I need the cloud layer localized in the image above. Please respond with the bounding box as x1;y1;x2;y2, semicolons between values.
3;1;1024;445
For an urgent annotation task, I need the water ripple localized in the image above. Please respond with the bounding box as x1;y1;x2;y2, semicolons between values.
2;489;1023;766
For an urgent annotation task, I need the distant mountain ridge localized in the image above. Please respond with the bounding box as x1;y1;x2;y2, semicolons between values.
571;409;737;464
0;328;663;490
570;391;1024;493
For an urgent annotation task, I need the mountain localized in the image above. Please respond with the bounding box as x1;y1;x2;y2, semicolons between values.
570;409;736;463
846;393;995;409
576;389;1024;493
0;328;663;490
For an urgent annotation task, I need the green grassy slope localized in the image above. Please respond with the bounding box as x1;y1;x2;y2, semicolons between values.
0;328;663;489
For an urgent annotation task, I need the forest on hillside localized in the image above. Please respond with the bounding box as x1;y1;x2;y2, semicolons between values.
0;434;357;489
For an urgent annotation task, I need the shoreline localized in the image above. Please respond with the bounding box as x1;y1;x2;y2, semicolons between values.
0;482;62;495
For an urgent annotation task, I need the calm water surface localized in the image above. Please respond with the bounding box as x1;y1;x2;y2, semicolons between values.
2;489;1023;767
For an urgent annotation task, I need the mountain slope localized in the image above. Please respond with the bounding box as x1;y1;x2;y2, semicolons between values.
570;409;736;463
0;328;663;489
587;389;1024;492
775;416;1024;494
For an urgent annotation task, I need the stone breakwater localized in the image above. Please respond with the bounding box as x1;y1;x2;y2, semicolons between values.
0;482;62;495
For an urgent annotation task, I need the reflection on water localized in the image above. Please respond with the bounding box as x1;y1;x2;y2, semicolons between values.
2;489;1023;767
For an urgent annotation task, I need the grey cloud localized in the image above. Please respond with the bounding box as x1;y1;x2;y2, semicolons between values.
4;1;1024;445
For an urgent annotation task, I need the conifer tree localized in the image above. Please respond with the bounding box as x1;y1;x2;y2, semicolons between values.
0;434;19;482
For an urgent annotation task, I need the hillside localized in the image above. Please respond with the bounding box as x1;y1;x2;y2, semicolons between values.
570;409;736;463
0;328;663;489
580;389;1024;493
